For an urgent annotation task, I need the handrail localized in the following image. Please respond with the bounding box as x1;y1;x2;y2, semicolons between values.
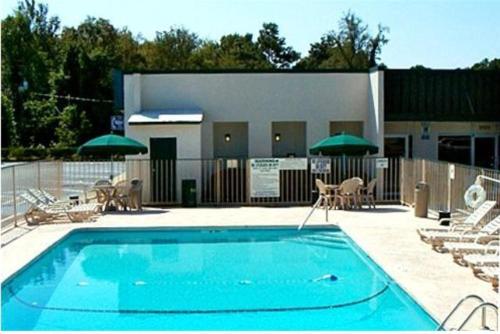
298;196;325;230
437;294;485;330
457;302;498;331
476;175;500;185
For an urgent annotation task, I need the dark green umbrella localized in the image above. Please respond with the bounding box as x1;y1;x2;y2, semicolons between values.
77;134;148;156
309;133;378;156
78;134;147;180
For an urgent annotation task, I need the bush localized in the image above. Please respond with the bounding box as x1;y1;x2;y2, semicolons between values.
2;146;79;161
49;147;78;160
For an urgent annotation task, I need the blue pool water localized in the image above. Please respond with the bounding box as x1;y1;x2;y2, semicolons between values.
2;228;438;330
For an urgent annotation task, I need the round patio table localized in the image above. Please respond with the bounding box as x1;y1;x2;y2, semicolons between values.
93;184;118;211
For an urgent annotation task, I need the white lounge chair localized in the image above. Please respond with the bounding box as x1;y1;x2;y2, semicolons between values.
444;240;499;264
476;266;499;290
417;201;496;235
28;188;72;208
418;215;500;251
463;249;499;278
21;192;102;225
463;253;499;267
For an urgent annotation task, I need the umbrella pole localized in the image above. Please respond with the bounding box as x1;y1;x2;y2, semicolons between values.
342;154;346;180
110;155;114;181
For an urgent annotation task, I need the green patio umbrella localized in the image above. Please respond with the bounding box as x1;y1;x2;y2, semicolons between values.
77;134;148;156
309;133;379;156
78;134;147;179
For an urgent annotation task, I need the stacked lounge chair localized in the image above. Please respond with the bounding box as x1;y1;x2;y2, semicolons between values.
418;215;500;251
444;239;499;264
417;200;496;235
21;191;102;225
476;266;499;290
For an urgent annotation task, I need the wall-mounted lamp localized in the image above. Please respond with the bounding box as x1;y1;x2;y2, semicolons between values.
274;133;281;142
224;134;231;142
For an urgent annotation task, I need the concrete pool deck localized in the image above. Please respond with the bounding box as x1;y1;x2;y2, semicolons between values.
1;205;498;330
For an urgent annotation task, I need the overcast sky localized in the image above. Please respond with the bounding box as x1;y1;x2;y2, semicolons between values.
2;0;499;68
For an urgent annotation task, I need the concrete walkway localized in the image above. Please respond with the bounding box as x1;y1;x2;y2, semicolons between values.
1;205;498;330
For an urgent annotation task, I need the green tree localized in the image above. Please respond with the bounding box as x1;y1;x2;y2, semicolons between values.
55;105;91;146
1;0;61;145
297;11;388;69
22;97;59;146
59;17;119;139
257;23;300;69
217;33;269;69
471;58;500;70
141;27;201;70
117;29;147;71
1;93;19;146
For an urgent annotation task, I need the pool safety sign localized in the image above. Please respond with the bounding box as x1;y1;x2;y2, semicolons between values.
311;158;331;174
278;158;308;170
376;158;389;169
250;158;280;197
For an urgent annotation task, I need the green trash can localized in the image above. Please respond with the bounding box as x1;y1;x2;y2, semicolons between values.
182;179;197;207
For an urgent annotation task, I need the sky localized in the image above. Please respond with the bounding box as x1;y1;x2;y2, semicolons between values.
2;0;499;69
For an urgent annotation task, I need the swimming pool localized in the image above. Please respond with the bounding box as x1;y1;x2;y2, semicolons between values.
2;227;438;330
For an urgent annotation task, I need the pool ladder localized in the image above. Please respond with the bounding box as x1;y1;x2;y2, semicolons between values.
437;294;498;331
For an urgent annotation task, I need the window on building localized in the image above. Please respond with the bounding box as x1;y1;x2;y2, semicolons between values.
330;121;364;137
384;137;407;158
474;137;496;169
438;136;471;165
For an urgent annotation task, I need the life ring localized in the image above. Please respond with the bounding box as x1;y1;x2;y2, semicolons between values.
464;184;487;209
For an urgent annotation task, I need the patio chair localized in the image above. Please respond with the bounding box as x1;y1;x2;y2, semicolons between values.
113;179;129;210
419;215;500;251
333;178;362;210
417;200;497;236
315;179;334;209
21;192;102;225
359;178;376;209
112;178;144;211
129;178;143;211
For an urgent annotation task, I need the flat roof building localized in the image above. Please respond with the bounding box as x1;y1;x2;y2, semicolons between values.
120;68;499;169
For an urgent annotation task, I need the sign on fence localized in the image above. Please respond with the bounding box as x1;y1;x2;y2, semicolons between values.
376;158;389;169
250;158;280;197
311;158;331;174
278;158;308;170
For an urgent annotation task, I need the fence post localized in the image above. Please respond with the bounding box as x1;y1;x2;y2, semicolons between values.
12;166;17;227
37;161;41;189
400;159;405;204
421;159;426;182
56;160;63;198
246;159;252;205
215;159;222;204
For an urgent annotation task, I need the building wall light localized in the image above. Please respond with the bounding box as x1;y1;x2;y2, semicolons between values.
225;134;231;142
275;133;281;142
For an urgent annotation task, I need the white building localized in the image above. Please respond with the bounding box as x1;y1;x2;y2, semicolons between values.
120;68;500;203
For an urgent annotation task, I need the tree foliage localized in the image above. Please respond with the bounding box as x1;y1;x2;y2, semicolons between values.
471;58;500;70
297;11;388;69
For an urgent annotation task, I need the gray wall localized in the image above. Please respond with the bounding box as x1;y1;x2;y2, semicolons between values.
330;121;364;136
213;122;249;158
272;121;306;157
127;72;372;158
